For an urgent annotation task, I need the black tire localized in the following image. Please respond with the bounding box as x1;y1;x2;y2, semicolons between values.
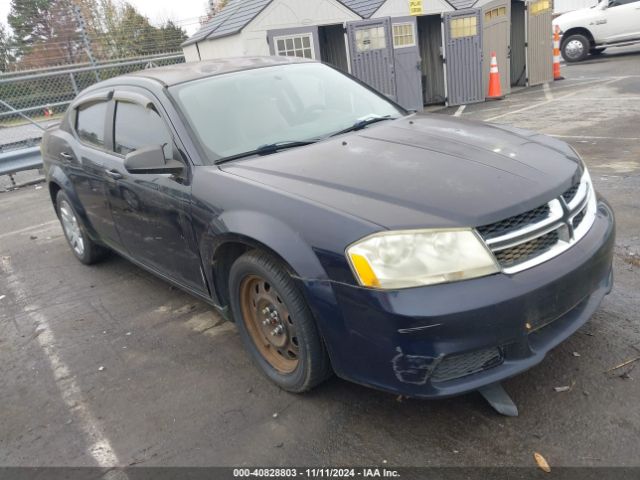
590;47;606;56
55;190;108;265
229;250;332;392
561;34;590;62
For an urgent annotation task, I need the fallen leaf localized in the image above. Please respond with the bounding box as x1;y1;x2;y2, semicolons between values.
534;452;551;473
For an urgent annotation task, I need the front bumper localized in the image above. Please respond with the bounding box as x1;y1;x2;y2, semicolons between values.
301;199;615;398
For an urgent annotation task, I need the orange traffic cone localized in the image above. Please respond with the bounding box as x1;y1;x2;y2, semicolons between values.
487;51;503;100
553;26;564;81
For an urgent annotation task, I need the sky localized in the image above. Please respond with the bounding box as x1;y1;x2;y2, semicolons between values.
0;0;209;36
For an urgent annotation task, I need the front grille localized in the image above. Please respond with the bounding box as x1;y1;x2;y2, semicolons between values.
431;347;503;382
562;183;580;204
477;176;594;273
494;230;560;268
477;204;550;240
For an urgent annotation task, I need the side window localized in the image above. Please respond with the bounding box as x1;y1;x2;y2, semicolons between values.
76;102;107;148
114;101;173;158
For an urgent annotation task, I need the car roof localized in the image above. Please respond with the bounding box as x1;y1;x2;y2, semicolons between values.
123;56;316;87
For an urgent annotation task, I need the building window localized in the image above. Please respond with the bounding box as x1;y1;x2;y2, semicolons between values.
484;6;507;21
274;34;314;59
530;0;551;15
355;26;387;52
392;23;416;48
450;16;478;39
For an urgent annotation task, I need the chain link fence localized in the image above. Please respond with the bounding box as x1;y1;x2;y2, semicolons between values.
0;52;185;186
0;52;185;153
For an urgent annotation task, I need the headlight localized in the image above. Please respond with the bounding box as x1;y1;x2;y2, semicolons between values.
346;229;499;289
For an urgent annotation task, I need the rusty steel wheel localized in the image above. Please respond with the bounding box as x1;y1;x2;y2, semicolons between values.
229;250;332;392
239;275;299;373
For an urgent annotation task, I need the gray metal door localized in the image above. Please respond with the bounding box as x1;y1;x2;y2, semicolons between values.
443;9;484;106
482;0;511;97
391;16;424;111
510;1;527;86
346;18;397;101
267;27;321;60
526;0;553;86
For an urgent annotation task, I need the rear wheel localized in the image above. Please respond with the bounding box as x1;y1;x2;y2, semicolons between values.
561;34;589;62
56;190;108;265
229;250;332;392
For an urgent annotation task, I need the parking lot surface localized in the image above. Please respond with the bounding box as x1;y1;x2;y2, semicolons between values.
1;47;639;468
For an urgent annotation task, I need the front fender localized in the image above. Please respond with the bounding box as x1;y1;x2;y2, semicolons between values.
199;209;355;375
201;209;329;281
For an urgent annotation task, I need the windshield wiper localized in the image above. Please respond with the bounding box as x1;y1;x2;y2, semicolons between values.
328;115;396;138
215;140;319;165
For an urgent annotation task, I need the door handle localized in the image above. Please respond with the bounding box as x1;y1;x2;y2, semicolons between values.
104;169;123;180
60;152;73;162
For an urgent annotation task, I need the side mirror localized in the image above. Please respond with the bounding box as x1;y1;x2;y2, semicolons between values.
124;145;184;175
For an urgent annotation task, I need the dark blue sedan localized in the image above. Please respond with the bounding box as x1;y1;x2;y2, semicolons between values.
42;57;614;414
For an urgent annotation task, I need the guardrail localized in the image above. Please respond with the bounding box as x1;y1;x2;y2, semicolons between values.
0;147;43;177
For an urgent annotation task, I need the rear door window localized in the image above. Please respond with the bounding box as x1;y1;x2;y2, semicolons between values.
114;101;173;159
76;102;107;148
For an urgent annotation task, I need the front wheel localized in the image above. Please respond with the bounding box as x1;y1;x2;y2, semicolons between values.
561;34;590;62
229;250;332;392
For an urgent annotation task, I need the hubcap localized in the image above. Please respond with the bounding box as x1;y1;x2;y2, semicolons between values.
240;275;299;373
59;200;85;256
565;39;584;59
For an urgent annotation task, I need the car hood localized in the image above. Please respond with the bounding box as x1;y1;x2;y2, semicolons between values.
554;8;599;28
220;115;582;230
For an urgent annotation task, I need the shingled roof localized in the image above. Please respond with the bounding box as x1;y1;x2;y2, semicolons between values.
183;0;272;46
182;0;477;47
182;0;387;47
338;0;386;18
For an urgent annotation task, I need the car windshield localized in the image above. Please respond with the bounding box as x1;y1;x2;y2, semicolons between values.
169;63;405;164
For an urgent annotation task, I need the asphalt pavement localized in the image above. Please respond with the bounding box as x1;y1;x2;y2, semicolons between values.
1;46;639;469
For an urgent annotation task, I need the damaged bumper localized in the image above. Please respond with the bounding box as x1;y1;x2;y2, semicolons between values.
302;200;615;398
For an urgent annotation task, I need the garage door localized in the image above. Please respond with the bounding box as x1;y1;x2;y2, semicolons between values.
482;0;511;97
391;17;424;111
527;0;553;86
346;18;397;101
443;9;484;106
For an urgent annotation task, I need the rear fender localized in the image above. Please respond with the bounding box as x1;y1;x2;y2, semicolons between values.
47;164;100;240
